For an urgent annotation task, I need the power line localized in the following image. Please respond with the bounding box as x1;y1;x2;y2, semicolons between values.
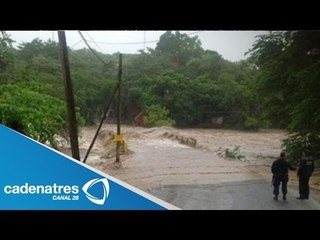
84;31;104;53
85;39;159;45
83;31;203;46
71;39;83;48
77;31;111;67
188;31;202;35
71;31;204;58
72;30;204;62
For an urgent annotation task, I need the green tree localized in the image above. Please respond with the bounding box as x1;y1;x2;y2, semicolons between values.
70;49;118;124
155;31;203;67
216;60;262;129
185;50;224;79
248;31;320;161
18;38;45;61
144;104;175;127
0;31;15;83
0;82;84;148
17;38;60;62
1;31;264;132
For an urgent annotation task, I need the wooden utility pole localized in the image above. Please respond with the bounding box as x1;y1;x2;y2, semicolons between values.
58;31;80;161
115;54;123;163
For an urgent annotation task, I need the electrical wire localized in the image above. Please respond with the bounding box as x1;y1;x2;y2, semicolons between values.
84;31;105;53
77;31;111;67
83;31;203;45
73;31;203;66
71;39;83;48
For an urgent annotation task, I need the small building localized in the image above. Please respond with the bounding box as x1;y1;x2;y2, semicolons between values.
134;111;144;126
211;116;223;128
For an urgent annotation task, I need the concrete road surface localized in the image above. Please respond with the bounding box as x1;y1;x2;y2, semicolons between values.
148;180;320;210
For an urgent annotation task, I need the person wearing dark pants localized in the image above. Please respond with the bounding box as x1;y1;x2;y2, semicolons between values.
297;152;314;200
272;175;289;200
271;151;296;201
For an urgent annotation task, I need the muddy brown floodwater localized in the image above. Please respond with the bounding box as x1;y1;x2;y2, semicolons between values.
59;124;320;199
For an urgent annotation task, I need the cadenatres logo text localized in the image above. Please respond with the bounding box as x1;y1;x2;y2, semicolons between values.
3;178;110;205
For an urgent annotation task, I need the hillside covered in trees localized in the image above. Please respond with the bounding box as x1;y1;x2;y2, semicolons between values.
0;31;319;163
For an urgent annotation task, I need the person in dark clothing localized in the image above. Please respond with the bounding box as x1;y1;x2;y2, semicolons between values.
271;151;296;201
297;152;314;200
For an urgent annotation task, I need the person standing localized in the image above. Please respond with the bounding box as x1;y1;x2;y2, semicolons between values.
271;151;296;200
297;152;315;200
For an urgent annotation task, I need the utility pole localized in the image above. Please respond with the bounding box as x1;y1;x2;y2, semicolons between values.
115;54;123;163
58;31;80;161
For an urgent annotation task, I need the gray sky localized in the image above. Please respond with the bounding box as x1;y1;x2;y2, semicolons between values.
6;31;268;62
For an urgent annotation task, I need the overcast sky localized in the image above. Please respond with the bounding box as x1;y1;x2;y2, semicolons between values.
6;31;269;62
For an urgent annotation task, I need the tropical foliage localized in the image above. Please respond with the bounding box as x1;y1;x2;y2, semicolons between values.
248;31;320;162
1;30;319;161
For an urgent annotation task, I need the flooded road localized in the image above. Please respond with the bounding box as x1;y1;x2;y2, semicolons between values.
58;124;320;209
77;124;271;190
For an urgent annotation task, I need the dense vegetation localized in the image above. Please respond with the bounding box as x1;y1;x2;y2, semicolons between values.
248;31;320;163
0;30;319;162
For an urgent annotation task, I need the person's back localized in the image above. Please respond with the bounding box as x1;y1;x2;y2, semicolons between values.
271;151;296;200
298;156;314;178
297;153;314;199
272;158;291;176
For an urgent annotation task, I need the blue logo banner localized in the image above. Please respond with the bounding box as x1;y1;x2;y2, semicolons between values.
0;125;179;210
